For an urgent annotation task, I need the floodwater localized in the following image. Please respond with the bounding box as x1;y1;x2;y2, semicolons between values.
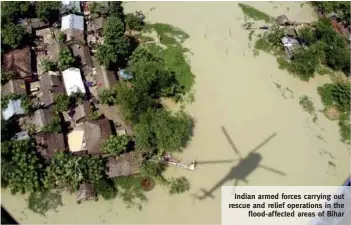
1;2;350;224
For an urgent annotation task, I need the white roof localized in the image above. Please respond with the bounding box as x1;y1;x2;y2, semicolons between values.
2;99;25;120
62;68;86;96
62;0;70;5
61;14;84;31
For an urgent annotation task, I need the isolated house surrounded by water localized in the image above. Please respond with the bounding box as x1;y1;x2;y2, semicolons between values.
62;68;86;96
2;99;26;121
61;14;85;43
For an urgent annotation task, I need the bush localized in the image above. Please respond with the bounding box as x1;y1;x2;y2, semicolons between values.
290;46;321;81
339;114;350;143
140;161;165;178
125;13;144;31
41;59;57;72
28;191;63;215
168;177;190;195
102;135;130;155
318;82;350;114
299;95;315;115
98;87;118;105
95;179;117;200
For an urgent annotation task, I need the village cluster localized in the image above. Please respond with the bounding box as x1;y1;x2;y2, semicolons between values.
1;1;143;201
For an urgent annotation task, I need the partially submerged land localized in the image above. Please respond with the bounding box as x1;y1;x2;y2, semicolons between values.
1;1;350;224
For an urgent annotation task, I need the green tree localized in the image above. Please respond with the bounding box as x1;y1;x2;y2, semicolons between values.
125;13;144;31
1;140;45;194
45;153;106;191
36;1;61;23
103;16;125;43
53;93;71;113
108;1;125;21
95;44;118;68
1;1;30;24
318;82;350;113
311;2;351;22
94;178;117;200
21;96;35;115
140;161;165;178
2;24;26;48
42;116;62;133
41;59;57;72
28;190;63;215
129;47;162;66
168;177;190;195
58;48;75;71
98;87;119;105
102;135;130;155
135;109;193;153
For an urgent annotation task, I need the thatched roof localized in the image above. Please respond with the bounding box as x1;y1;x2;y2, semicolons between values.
38;75;65;106
76;183;96;201
2;79;27;95
73;101;93;123
71;44;93;67
107;151;144;178
2;46;32;78
32;108;54;130
35;132;66;160
84;118;112;154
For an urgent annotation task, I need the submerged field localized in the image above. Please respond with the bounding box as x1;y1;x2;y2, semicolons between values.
2;2;350;224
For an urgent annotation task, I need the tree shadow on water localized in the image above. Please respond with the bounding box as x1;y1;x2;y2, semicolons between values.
193;126;286;200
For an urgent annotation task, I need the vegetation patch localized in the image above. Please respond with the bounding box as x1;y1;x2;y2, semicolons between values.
299;95;315;115
238;3;275;23
28;190;63;215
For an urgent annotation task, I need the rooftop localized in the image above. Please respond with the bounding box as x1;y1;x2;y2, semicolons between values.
84;118;112;154
2;99;25;121
61;14;84;31
35;132;66;160
2;46;32;78
62;68;86;96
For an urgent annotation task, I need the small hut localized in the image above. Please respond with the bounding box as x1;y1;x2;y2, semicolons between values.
76;183;98;204
277;15;290;26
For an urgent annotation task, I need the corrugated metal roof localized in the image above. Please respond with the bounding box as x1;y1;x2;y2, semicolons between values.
2;99;25;120
62;68;86;96
61;14;84;31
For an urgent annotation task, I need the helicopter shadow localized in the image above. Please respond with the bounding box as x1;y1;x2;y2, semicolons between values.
193;126;286;200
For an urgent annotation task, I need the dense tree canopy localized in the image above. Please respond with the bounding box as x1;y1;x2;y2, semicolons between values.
311;1;351;23
58;48;75;71
1;24;26;48
96;16;130;68
102;135;130;155
44;152;106;191
135;109;193;153
36;1;61;23
108;1;125;21
1;140;45;194
168;177;190;195
1;1;30;25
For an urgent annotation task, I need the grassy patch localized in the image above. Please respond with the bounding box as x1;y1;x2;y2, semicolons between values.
339;113;350;143
143;23;189;46
147;44;194;92
238;3;275;23
299;95;315;115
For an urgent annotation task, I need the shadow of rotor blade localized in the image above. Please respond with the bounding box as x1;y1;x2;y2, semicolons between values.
250;133;277;154
259;165;286;176
221;126;243;159
196;160;236;165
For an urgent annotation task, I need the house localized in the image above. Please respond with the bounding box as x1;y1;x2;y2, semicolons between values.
31;108;54;131
2;46;33;81
2;79;28;96
38;74;65;107
87;17;104;35
106;152;144;178
93;60;117;89
71;44;93;73
61;14;85;43
62;68;86;96
35;132;66;160
281;36;300;59
11;131;30;141
2;99;26;121
68;125;87;153
61;0;82;15
72;101;93;124
84;118;112;155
